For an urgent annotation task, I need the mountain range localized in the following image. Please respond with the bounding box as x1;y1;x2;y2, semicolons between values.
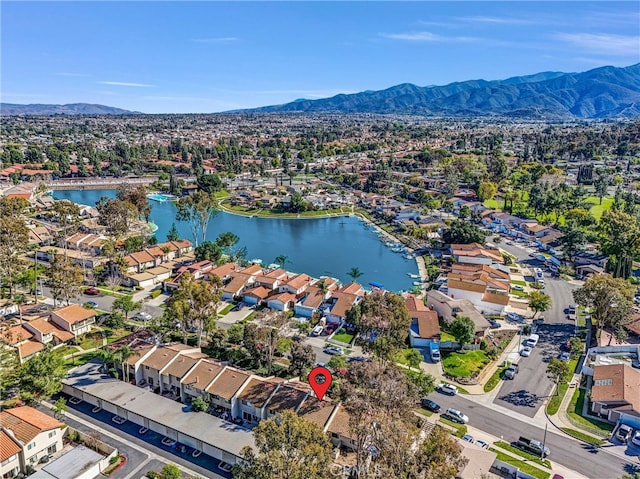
0;103;138;116
240;63;640;119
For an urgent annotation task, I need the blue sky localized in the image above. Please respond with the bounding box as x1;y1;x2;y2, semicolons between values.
2;1;639;113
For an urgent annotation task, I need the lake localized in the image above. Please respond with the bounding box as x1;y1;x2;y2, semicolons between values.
52;189;419;292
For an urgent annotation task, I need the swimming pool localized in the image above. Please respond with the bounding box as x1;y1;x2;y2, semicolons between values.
146;193;177;202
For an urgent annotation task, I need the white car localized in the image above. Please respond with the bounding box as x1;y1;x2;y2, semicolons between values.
443;408;469;424
436;383;458;396
512;285;525;291
134;311;152;321
506;312;523;322
323;346;344;355
520;346;532;357
631;431;640;447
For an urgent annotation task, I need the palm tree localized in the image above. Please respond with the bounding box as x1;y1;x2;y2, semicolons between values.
347;267;363;283
274;255;289;268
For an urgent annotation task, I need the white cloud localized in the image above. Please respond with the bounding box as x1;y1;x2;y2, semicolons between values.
456;15;536;26
554;33;640;57
192;37;238;43
55;72;90;77
98;81;154;87
381;31;476;42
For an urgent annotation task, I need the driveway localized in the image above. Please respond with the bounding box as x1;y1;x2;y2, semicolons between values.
494;323;574;416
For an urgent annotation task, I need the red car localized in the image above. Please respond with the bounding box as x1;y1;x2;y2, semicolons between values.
84;287;100;295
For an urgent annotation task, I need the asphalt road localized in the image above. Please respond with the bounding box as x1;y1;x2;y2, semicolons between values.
427;391;639;479
495;324;574;416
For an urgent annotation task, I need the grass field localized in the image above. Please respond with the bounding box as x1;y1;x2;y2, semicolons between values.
494;441;551;468
560;427;604;446
566;387;613;436
332;329;355;345
585;196;614;220
483;361;510;393
442;350;489;378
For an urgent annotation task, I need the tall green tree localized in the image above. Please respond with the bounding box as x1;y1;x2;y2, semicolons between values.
0;216;29;297
166;222;180;242
236;410;333;479
112;295;141;319
547;358;570;396
175;190;218;247
528;291;552;319
347;266;363;282
96;197;138;239
48;253;84;306
117;184;152;222
442;220;485;245
599;209;640;278
288;342;316;377
450;316;475;347
18;347;66;403
573;274;634;339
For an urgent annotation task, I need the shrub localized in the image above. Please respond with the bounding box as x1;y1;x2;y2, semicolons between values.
479;339;488;350
149;290;162;299
191;397;209;412
146;472;160;479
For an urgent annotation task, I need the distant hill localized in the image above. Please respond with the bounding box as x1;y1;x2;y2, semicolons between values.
239;64;640;119
0;103;140;116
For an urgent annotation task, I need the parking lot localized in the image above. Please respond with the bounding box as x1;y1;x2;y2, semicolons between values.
494;324;574;417
61;395;232;478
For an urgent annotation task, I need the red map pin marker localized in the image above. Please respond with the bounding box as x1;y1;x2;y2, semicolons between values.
308;366;332;401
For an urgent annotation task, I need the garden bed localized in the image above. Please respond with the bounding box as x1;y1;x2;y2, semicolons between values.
103;455;127;476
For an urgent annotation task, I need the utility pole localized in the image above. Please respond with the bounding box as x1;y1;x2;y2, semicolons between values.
541;422;548;460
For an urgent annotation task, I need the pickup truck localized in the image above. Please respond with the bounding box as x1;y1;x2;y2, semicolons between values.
517;436;550;457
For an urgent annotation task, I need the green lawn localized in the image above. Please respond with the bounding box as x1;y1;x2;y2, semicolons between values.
560;427;604;446
442;350;489;378
489;448;550;479
78;332;104;350
494;441;551;468
483;362;510;393
585;196;614;221
415;408;433;417
332;329;355;345
566;388;613;437
511;289;529;298
440;332;456;342
437;418;467;438
482;198;499;209
219;303;235;315
546;382;569;415
511;280;527;286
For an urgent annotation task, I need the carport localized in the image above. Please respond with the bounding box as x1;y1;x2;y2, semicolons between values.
62;361;255;464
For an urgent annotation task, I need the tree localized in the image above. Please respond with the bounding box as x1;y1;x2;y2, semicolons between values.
442;220;485;245
477;181;497;202
0;340;19;395
289;342;315;377
528;291;552;318
450;316;475;347
594;175;608;205
96;197;138;239
197;173;222;193
0;216;29;297
347;266;363;282
166;222;180;242
194;241;223;264
458;204;471;220
18;347;66;403
405;348;423;371
48;253;84;306
117;184;152;222
243;320;285;374
573;274;634;337
547;358;570;395
413;425;468;478
215;231;239;251
558;222;586;263
103;312;125;329
112;295;141;319
351;292;410;360
160;464;181;479
236;410;333;479
190;396;209;412
164;272;221;347
289;190;307;213
176;190;218;247
274;255;289;268
599;209;640;279
53;199;80;248
327;354;346;371
52;397;68;419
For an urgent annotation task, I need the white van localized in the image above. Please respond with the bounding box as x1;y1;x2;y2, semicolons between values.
525;333;539;348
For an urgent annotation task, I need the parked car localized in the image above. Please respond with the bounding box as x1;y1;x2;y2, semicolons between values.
462;434;474;443
504;364;519;379
631;431;640;447
615;424;633;442
420;398;441;413
436;383;458;396
506;312;523;322
476;440;489;449
39;454;52;464
218;461;233;472
525;334;539;348
443;408;469;424
520;346;532;357
134;311;152;321
323;346;344;355
84;287;100;295
112;415;127;425
559;352;571;362
488;319;502;329
512;285;525;291
86;301;98;309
